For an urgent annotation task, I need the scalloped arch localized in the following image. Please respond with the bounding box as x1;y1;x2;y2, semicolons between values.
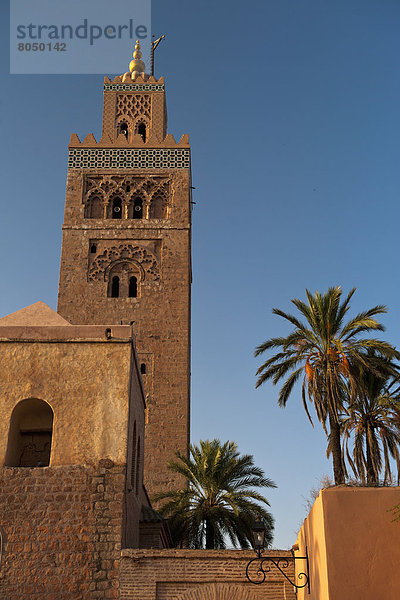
88;244;160;283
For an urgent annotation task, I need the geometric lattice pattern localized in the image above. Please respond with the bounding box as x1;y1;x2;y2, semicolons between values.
116;94;151;120
68;148;190;169
88;243;160;282
104;83;164;92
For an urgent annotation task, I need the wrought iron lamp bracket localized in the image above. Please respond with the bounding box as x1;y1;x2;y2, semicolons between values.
246;546;310;593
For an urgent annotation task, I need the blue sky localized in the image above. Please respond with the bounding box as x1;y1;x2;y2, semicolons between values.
2;0;400;548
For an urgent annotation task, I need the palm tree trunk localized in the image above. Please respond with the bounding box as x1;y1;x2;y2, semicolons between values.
365;424;376;486
205;519;215;549
329;414;345;485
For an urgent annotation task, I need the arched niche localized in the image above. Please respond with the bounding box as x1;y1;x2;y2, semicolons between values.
5;399;54;467
150;193;166;219
85;195;103;219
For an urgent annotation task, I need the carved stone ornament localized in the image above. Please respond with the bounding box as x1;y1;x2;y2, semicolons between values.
88;243;160;282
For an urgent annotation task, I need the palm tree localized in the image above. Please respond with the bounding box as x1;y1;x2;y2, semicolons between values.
153;439;276;549
255;286;400;485
340;367;400;486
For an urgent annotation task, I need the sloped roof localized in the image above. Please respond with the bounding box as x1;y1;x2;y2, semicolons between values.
140;505;166;523
0;302;70;327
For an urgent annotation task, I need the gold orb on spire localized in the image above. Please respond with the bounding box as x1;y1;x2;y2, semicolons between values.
129;39;145;76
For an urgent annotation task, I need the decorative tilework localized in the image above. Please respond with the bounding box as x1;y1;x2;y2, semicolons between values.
104;84;164;92
68;148;190;170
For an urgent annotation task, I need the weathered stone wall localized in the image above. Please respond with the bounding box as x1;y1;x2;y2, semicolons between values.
57;166;191;497
119;549;296;600
0;337;133;467
0;461;124;600
58;72;191;499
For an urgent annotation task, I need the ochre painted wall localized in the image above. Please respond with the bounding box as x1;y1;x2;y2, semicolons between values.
294;488;329;600
0;339;132;466
295;486;400;600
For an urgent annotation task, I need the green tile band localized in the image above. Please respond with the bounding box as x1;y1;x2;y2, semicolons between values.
68;148;190;169
104;83;165;91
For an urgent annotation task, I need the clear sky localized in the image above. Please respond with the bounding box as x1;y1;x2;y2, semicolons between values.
1;0;400;548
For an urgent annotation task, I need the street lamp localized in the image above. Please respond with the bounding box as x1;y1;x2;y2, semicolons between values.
252;520;266;557
246;521;310;593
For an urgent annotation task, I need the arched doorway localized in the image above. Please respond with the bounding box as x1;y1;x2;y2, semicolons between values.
5;399;54;467
175;583;262;600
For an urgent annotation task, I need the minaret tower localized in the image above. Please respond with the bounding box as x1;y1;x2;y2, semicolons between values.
57;42;191;495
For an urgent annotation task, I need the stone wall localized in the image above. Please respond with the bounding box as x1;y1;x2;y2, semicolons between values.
0;461;125;600
119;549;297;600
0;335;134;468
57;166;191;498
58;71;192;500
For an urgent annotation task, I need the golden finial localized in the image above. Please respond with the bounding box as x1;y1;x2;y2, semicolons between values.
129;39;146;77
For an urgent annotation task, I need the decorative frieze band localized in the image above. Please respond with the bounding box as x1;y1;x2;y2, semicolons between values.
68;148;190;170
104;83;164;91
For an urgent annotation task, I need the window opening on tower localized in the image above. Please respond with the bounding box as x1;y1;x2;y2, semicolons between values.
133;198;143;220
129;276;138;298
112;197;122;219
111;276;120;298
119;122;129;139
138;122;146;142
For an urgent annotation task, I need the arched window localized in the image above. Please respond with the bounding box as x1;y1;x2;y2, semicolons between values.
129;276;137;298
130;422;136;491
107;262;140;298
150;194;166;219
5;399;54;467
111;197;122;219
110;276;120;298
140;363;146;375
118;122;129;139
85;196;103;219
137;122;146;142
90;243;97;254
132;198;143;220
136;437;141;494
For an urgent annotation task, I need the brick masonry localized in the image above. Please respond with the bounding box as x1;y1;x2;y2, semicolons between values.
0;461;124;600
119;549;297;600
